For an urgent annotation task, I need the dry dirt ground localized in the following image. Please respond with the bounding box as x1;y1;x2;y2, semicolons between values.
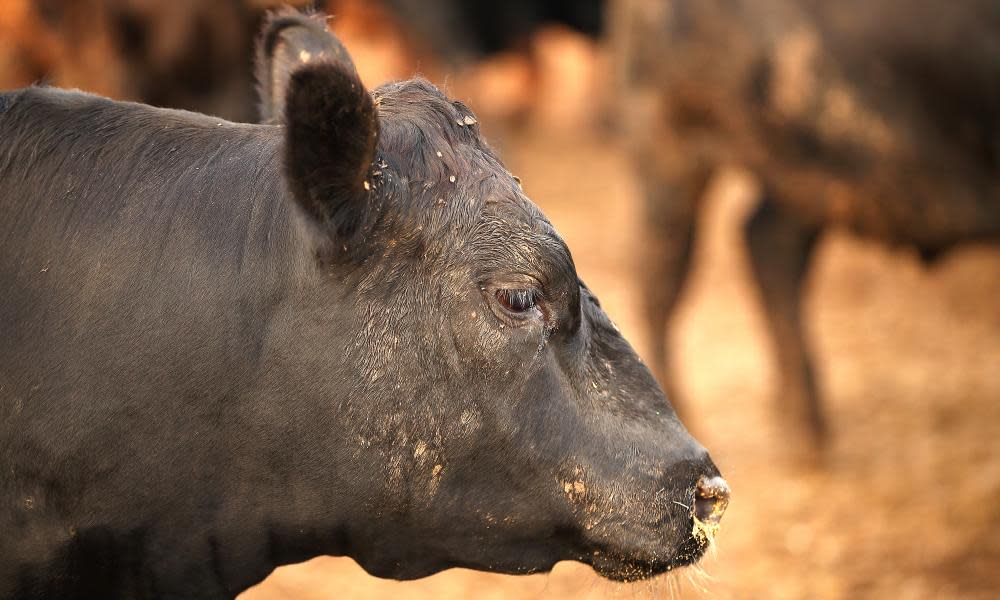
243;123;1000;600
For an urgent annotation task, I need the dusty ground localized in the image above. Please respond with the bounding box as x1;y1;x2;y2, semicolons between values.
243;122;1000;599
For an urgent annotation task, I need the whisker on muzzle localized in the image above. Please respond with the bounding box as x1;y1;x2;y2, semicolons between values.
684;567;712;596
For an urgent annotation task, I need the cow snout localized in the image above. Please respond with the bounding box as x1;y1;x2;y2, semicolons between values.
693;475;730;524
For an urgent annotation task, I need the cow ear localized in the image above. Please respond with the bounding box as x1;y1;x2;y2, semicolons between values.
256;10;347;124
260;12;379;237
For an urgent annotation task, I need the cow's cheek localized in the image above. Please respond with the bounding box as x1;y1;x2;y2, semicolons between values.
446;296;547;380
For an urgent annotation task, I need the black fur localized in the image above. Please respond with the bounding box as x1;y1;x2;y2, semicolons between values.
284;62;378;242
0;10;723;599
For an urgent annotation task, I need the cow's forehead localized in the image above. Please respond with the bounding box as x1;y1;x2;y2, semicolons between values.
485;190;555;235
373;78;498;178
471;189;576;287
372;81;532;212
368;77;575;283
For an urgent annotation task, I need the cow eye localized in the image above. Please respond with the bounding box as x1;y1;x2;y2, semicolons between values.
495;288;538;315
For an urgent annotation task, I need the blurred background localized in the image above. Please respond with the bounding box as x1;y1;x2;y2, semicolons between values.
2;0;998;598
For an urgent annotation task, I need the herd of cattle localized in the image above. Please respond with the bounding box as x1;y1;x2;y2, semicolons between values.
1;0;996;598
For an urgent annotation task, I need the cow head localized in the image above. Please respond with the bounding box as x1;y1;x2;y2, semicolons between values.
255;11;728;582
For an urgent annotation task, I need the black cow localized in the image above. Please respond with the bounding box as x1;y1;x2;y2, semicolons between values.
614;0;1000;456
0;11;728;599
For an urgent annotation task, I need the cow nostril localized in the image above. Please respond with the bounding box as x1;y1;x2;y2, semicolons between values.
693;475;730;525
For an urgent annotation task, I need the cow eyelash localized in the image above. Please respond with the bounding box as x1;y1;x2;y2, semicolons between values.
495;288;539;314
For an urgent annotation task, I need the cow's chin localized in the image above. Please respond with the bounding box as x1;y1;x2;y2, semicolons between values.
349;545;565;582
584;528;710;582
347;525;708;584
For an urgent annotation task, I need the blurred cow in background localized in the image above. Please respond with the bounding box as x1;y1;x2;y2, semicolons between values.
613;0;1000;458
367;0;606;129
0;0;310;122
0;0;604;127
381;0;602;64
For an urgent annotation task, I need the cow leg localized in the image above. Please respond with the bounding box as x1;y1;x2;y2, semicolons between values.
640;165;711;422
744;196;826;456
